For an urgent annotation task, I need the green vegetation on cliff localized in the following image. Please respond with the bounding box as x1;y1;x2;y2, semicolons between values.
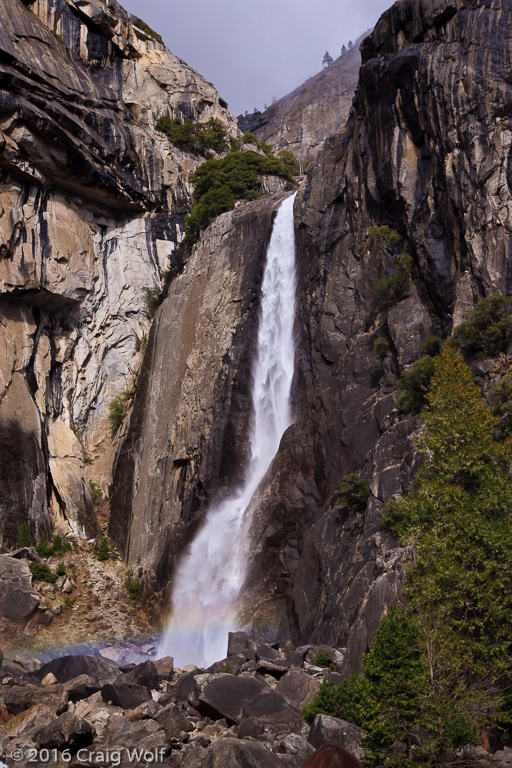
305;347;512;767
361;226;413;311
184;150;295;244
452;295;512;357
155;116;228;155
17;521;31;548
108;387;135;435
336;473;371;512
132;17;163;44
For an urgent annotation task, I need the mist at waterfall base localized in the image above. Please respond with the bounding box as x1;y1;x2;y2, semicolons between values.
159;194;297;669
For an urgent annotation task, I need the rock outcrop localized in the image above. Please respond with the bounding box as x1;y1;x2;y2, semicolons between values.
110;192;293;579
238;36;365;164
290;0;512;655
0;0;235;546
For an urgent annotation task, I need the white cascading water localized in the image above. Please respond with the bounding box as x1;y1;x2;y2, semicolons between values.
159;193;297;668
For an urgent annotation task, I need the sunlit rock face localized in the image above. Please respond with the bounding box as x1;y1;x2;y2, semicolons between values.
0;0;235;546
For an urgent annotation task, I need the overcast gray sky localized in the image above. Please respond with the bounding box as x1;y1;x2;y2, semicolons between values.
120;0;393;116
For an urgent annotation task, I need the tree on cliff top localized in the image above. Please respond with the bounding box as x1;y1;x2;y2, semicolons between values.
323;51;334;67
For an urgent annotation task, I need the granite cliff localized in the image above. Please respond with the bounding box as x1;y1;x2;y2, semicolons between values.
111;0;512;669
0;0;235;546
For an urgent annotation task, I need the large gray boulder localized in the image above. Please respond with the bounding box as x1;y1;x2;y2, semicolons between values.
36;655;118;685
275;669;322;711
35;712;95;750
242;691;302;730
4;683;68;716
212;738;283;768
198;675;269;724
308;714;363;754
0;555;38;621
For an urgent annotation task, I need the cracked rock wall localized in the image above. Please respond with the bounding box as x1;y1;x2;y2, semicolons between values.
0;0;235;546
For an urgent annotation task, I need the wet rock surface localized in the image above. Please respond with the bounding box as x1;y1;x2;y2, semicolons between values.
0;636;362;767
110;193;292;578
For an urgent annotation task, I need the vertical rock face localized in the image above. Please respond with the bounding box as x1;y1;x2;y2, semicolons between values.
289;0;512;656
110;193;291;582
0;0;235;546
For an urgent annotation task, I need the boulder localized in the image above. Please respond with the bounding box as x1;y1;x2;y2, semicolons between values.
101;680;152;709
13;656;43;674
73;702;118;738
36;655;118;685
99;713;163;749
63;674;101;702
42;673;59;686
35;711;95;751
256;644;285;662
10;547;42;562
227;631;258;661
162;670;198;705
0;555;39;620
155;703;194;740
132;700;162;720
236;716;265;739
275;669;322;711
4;684;68;716
254;660;289;679
153;656;174;680
198;675;268;724
207;654;248;675
3;704;58;739
308;714;363;752
211;738;283;767
242;690;302;730
120;660;159;688
280;733;315;762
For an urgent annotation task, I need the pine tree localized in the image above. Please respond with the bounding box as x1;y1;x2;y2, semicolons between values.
97;537;110;562
17;521;31;548
307;347;512;765
322;51;333;68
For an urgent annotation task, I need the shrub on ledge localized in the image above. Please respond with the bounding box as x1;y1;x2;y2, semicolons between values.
132;18;163;44
451;294;512;357
184;150;295;244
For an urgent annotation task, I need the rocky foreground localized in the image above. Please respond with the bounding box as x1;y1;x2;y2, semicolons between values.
2;634;512;768
0;633;362;767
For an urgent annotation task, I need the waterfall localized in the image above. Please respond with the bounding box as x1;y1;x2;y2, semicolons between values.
159;192;297;668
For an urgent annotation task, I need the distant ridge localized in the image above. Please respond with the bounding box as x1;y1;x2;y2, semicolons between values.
237;32;368;164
